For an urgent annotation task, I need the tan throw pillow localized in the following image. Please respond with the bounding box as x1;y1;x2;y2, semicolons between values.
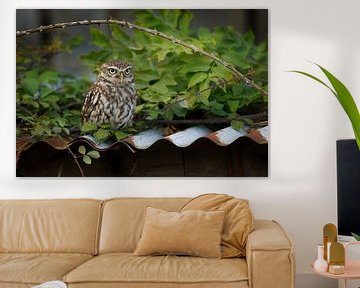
181;193;254;258
134;207;225;258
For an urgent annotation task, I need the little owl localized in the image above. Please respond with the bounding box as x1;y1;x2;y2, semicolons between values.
81;60;137;129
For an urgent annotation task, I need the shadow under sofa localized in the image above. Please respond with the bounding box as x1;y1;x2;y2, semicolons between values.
0;198;295;288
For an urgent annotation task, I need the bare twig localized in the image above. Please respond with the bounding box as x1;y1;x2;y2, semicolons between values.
60;102;82;111
16;104;33;115
67;146;84;176
16;19;267;95
142;112;268;126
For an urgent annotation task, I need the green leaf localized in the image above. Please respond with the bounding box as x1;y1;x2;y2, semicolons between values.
162;10;181;29
178;10;193;33
231;119;245;131
82;155;92;165
244;29;255;44
57;118;67;127
40;87;55;98
199;79;211;99
222;51;251;70
161;74;177;86
94;128;110;142
81;122;97;133
80;50;112;66
62;127;70;135
210;102;227;116
290;70;336;96
228;100;240;113
188;72;208;89
150;80;169;95
136;70;159;83
33;124;44;136
78;145;86;155
232;83;245;97
90;27;111;48
199;94;210;106
179;58;212;74
210;65;233;82
39;71;58;83
291;64;360;150
115;130;129;141
171;104;187;118
45;95;60;110
316;64;360;149
87;150;100;159
52;126;62;134
67;35;85;48
97;123;111;129
351;232;360;241
156;50;169;62
110;24;129;41
22;70;39;94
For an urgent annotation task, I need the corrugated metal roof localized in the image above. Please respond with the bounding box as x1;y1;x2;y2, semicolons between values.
16;125;268;160
124;125;268;149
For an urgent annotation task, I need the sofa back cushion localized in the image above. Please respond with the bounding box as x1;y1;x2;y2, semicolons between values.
99;198;189;253
0;199;102;254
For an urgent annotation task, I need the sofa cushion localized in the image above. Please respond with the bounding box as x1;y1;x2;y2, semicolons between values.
181;194;254;258
99;198;190;253
0;253;93;285
0;199;102;254
134;207;225;258
63;253;248;285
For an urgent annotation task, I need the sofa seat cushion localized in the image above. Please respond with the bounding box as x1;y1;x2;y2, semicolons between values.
64;253;248;286
0;253;93;285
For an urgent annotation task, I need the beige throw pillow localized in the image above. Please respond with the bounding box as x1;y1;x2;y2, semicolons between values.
181;193;255;258
134;207;225;258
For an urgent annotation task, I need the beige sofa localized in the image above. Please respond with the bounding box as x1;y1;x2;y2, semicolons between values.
0;198;295;288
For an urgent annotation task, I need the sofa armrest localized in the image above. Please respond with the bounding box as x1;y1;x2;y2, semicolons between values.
246;220;295;288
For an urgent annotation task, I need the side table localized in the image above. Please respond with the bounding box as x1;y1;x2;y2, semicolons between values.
311;242;360;288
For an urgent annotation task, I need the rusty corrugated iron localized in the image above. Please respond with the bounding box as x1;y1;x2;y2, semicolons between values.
16;125;268;160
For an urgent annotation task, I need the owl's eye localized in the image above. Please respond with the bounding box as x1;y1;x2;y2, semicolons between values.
108;68;117;75
124;68;131;75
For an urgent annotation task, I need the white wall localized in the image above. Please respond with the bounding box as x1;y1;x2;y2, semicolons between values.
2;0;360;287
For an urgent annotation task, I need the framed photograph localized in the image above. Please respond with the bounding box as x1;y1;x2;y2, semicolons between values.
16;9;268;177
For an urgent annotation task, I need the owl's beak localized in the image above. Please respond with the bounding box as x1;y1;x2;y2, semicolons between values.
118;72;124;83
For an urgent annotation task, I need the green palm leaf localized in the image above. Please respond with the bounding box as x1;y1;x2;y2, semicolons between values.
290;64;360;150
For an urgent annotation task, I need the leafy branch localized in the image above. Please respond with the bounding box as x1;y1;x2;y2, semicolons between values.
16;19;267;95
17;10;268;148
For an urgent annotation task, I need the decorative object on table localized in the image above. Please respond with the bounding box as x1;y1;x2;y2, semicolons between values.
291;63;360;150
312;225;360;288
32;281;67;288
323;223;337;262
314;244;328;272
329;242;345;275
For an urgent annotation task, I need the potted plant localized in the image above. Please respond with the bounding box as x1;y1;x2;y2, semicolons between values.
292;64;360;241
